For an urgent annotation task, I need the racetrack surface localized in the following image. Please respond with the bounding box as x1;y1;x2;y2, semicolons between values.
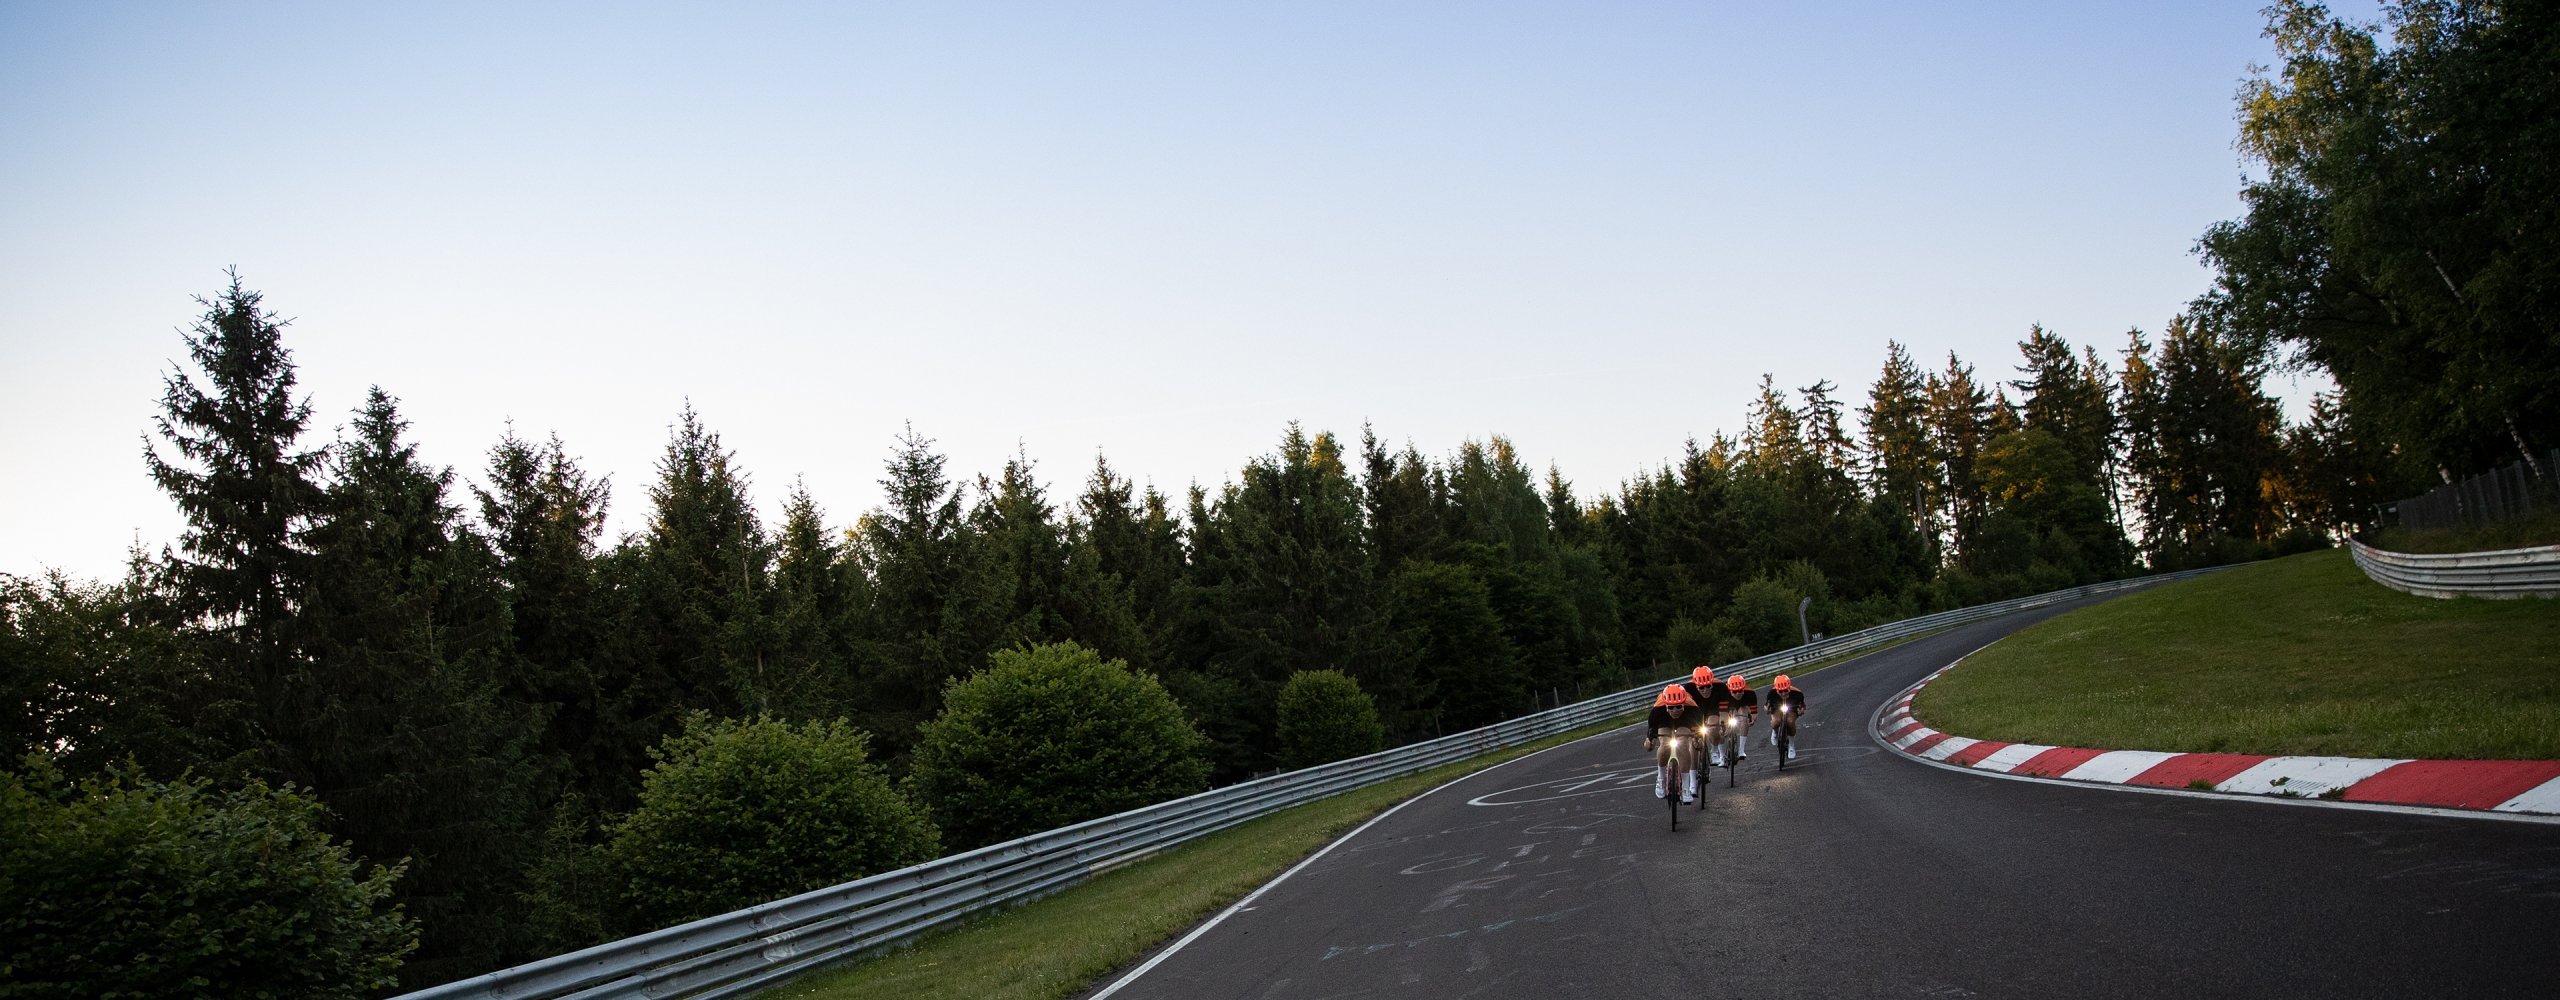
1080;596;2560;1000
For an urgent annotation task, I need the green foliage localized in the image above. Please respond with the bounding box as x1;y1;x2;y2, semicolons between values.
293;388;542;982
1717;576;1805;653
2198;0;2560;477
1273;669;1386;770
1658;616;1720;670
1380;560;1526;733
909;642;1208;851
0;757;416;1000
604;714;937;933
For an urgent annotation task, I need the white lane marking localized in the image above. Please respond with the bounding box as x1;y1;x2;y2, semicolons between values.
1085;720;1642;999
1973;744;2058;773
1920;737;1979;762
2058;750;2181;783
2493;774;2560;815
2215;756;2408;797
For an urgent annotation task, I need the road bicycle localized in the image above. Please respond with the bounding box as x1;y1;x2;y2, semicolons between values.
1719;711;1746;788
1772;702;1796;770
1655;732;1693;830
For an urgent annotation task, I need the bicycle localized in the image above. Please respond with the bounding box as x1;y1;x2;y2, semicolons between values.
1722;710;1746;787
1773;702;1796;770
1654;731;1694;830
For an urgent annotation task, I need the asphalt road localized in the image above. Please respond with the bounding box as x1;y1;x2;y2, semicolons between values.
1081;596;2560;1000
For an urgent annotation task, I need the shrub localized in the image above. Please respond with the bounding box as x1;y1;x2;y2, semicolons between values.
910;642;1210;851
1274;670;1386;770
603;715;939;933
0;756;417;1000
1709;636;1755;667
1658;616;1720;668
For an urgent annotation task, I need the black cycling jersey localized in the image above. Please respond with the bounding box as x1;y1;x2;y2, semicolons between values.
1648;703;1708;732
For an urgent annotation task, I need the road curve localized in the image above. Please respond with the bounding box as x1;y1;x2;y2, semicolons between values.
1080;595;2560;1000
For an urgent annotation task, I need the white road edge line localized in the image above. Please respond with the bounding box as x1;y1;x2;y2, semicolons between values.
1085;719;1645;999
1868;653;2560;829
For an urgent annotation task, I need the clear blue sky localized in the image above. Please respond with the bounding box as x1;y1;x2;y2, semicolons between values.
1;2;2376;581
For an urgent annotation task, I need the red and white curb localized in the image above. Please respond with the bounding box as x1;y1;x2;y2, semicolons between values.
1876;664;2560;819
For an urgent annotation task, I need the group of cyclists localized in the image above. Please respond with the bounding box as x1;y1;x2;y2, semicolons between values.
1643;667;1808;803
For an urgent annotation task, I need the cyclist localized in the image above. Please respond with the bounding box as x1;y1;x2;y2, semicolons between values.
1694;668;1740;767
1645;684;1707;802
1767;674;1807;761
1682;665;1718;708
1725;674;1758;761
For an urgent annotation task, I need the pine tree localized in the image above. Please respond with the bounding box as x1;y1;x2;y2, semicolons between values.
1859;341;1937;549
853;426;970;749
1358;426;1446;574
767;482;866;721
296;387;540;982
474;429;610;794
598;406;771;790
1926;353;1992;559
141;272;327;769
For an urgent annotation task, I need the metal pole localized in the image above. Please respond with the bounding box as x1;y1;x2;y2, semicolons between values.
1797;596;1812;646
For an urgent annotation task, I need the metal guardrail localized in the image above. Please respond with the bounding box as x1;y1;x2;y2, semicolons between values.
397;565;2227;1000
2348;537;2560;599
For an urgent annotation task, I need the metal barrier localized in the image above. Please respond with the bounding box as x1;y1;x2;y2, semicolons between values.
396;566;2226;1000
2348;537;2560;599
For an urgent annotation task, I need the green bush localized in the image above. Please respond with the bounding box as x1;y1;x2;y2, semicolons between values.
910;642;1210;851
1274;670;1385;770
603;715;939;933
0;756;416;1000
1657;616;1720;668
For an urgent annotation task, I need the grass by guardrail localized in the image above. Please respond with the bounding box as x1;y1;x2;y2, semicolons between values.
2370;507;2560;555
1918;549;2560;760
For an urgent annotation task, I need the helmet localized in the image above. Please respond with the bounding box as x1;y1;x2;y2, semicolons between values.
1727;675;1747;691
1691;666;1715;686
1655;684;1694;707
1774;675;1792;691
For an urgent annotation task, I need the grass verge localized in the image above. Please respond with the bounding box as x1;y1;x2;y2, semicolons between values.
766;630;1904;1000
764;716;1636;1000
2368;506;2560;554
1918;549;2560;760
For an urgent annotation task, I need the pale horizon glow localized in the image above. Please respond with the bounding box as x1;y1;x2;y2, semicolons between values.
2;3;2378;582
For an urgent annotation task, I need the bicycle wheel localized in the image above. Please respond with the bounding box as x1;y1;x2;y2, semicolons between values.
1666;760;1680;830
1727;728;1740;787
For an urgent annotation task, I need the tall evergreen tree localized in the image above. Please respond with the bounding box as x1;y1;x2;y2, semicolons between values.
767;482;866;721
296;388;540;982
1926;353;1993;559
140;272;328;771
852;426;971;751
1859;341;1938;549
2119;316;2287;564
597;406;771;791
474;430;609;794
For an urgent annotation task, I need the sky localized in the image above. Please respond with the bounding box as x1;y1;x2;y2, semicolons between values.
0;2;2382;583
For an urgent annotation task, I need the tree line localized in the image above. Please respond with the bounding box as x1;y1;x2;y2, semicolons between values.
4;273;2348;987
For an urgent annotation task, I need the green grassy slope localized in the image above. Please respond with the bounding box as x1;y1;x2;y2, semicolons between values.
1919;549;2560;760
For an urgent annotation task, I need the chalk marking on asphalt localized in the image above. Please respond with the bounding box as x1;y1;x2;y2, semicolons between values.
1869;655;2560;828
1085;720;1644;999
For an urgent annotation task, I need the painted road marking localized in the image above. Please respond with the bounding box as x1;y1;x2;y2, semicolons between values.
1972;743;2056;773
2059;750;2182;783
2213;756;2409;797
